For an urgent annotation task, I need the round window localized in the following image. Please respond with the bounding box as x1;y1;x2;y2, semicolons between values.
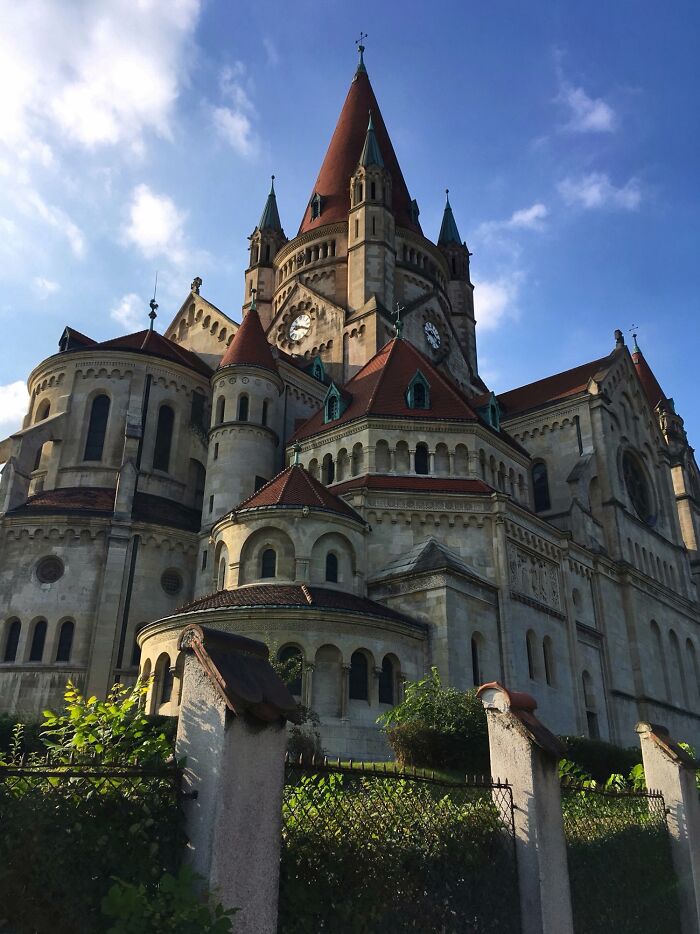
36;556;64;584
622;451;653;524
161;569;183;596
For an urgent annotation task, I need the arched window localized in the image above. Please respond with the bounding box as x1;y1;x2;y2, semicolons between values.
215;396;225;425
261;548;277;579
581;671;599;738
278;645;303;695
415;443;429;475
131;637;141;668
238;394;249;421
322;453;335;485
325;552;338;583
55;620;74;663
261;400;269;426
153;405;175;472
687;639;700;702
29;619;47;662
651;620;670;700
543;636;555;686
217;557;227;590
471;635;482;687
35;399;51;422
413;382;426;408
349;651;368;701
3;619;20;662
532;462;551;512
33;442;46;472
379;656;395;705
669;630;688;706
84;394;110;461
526;630;538;680
158;655;173;705
326;395;338;421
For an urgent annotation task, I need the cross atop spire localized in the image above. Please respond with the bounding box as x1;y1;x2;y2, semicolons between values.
355;32;368;74
148;272;159;332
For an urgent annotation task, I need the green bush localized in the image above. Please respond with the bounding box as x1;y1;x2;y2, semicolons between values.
559;735;641;783
102;866;236;933
377;668;490;774
0;713;44;755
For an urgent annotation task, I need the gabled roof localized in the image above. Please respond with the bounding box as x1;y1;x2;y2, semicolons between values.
257;176;283;233
292;338;481;441
218;306;278;374
496;350;620;418
370;537;493;586
298;60;420;235
234;463;362;522
631;341;667;410
438;191;462;246
86;329;212;377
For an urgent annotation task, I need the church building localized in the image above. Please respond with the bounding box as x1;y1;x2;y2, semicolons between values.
1;46;699;758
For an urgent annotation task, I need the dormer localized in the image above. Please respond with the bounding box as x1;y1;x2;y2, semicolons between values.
310;192;323;221
323;382;349;423
406;370;431;410
478;391;501;431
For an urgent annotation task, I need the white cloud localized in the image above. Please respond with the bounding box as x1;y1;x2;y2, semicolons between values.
122;184;187;262
0;381;29;434
22;190;86;257
558;173;642;210
263;37;280;67
111;293;146;332
33;277;60;299
0;0;202;154
477;203;548;240
212;64;260;158
473;274;522;331
559;83;616;133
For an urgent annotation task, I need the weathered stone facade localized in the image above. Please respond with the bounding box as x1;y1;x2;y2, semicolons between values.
1;50;699;759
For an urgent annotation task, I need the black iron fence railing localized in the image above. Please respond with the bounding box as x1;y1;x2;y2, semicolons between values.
279;755;520;934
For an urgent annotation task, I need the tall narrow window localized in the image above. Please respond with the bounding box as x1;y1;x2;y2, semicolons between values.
261;548;276;578
131;637;141;668
413;382;426;408
261;400;269;426
84;394;110;461
215;396;226;425
349;651;368;700
543;636;555;686
326;395;339;421
370;181;376;200
582;671;599;739
532;462;551;512
55;620;74;662
190;390;205;429
3;619;20;662
278;645;303;695
238;395;249;421
471;635;482;687
415;443;429;475
526;630;537;680
153;405;175;472
325;552;338;583
29;619;47;662
379;656;395;705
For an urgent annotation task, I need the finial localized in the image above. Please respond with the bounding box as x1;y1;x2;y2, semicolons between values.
270;174;275;194
393;302;404;339
445;188;450;204
293;442;301;466
629;325;640;353
149;272;159;332
250;287;257;312
355;32;368;73
614;328;625;348
191;276;202;295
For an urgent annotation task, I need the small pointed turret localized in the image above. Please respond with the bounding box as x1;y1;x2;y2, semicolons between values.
438;189;462;246
359;113;384;168
258;175;283;233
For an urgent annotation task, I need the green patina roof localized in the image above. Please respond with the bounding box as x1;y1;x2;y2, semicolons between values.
359;114;384;168
438;190;462;246
258;176;282;232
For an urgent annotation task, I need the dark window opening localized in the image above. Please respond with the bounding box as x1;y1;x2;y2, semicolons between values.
153;405;175;472
84;394;110;461
370;181;376;200
264;244;271;262
378;657;395;704
326;395;339;421
471;637;481;686
238;395;249;421
261;400;269;426
277;645;303;695
415;443;429;475
413;382;426;408
3;619;20;662
349;651;368;700
325;552;338;582
254;475;267;491
131;638;141;668
209;495;214;514
29;620;47;662
201;550;208;571
214;442;219;460
526;634;535;680
55;620;74;662
161;663;174;704
190;390;205;429
261;548;276;578
372;216;376;235
532;462;551;512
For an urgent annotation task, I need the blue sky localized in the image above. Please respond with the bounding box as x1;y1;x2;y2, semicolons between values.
0;0;698;444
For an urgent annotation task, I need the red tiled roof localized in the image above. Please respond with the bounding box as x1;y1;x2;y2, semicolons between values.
496;351;618;417
219;307;279;374
235;464;362;522
632;349;667;409
96;329;212;377
298;68;420;236
175;584;423;627
292;338;480;441
330;474;494;496
7;486;201;532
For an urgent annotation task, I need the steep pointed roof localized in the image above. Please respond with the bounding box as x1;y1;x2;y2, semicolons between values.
631;338;667;410
298;58;420;235
234;463;362;522
438;190;462;246
218;306;278;374
258;176;283;233
292;337;481;441
95;329;211;376
359;114;384;167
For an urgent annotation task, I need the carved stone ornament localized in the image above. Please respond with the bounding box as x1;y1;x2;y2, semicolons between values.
508;541;561;611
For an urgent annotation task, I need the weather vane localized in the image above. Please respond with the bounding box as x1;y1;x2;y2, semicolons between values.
355;31;368;70
148;272;159;332
394;302;404;338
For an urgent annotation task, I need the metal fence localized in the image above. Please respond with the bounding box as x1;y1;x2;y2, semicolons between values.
561;781;681;934
0;754;183;934
279;756;520;934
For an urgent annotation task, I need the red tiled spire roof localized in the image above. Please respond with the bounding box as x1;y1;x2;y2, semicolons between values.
96;329;211;376
292;338;480;441
631;345;667;410
234;463;362;522
298;64;420;236
218;307;278;374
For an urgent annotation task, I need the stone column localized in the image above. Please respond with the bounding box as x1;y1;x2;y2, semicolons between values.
373;666;382;706
636;722;700;934
478;682;573;934
340;664;350;718
303;663;314;710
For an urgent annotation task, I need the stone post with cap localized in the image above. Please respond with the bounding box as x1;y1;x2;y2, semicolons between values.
477;682;573;934
636;721;700;934
175;623;300;934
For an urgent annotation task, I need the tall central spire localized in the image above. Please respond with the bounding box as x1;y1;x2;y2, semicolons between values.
298;49;420;236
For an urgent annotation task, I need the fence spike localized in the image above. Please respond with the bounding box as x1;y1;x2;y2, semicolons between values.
431;770;435;780
383;762;387;773
298;753;303;766
323;755;328;767
349;758;353;770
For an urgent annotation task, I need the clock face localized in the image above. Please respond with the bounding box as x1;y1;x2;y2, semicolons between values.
288;313;311;342
424;321;441;350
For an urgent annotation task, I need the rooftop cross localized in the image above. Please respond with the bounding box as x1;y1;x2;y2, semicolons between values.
250;287;257;312
293;442;301;466
355;32;368;72
148;272;159;332
393;302;404;338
